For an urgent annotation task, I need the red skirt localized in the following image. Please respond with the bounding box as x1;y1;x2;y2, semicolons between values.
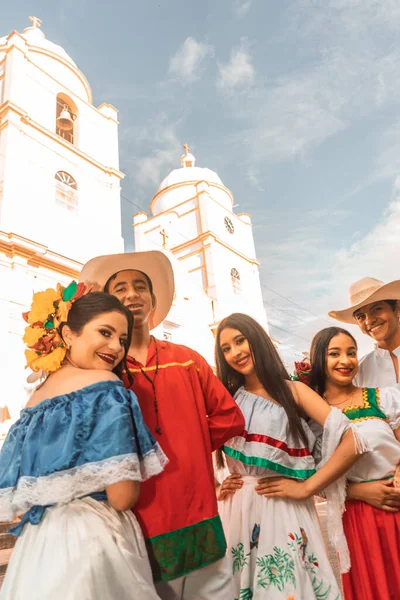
341;499;400;600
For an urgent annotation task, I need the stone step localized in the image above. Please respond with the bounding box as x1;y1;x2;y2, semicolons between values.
0;548;13;567
0;547;14;589
0;534;15;551
0;523;11;535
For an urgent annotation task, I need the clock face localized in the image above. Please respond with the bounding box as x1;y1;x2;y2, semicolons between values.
224;216;234;234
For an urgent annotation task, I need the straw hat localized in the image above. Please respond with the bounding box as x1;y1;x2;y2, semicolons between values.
79;251;174;329
329;277;400;324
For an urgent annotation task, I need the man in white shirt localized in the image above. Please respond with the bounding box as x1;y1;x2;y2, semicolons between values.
329;277;400;388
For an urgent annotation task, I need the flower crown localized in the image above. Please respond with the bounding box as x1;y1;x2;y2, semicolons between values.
291;361;312;386
23;281;88;375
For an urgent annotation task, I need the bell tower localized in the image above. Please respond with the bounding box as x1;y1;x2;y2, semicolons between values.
133;146;269;363
0;17;124;262
0;18;124;417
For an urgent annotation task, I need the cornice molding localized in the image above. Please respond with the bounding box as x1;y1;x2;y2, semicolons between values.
0;231;82;278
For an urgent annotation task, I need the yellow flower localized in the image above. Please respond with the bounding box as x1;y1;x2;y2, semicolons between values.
54;300;72;327
27;289;60;325
23;326;45;347
25;346;66;373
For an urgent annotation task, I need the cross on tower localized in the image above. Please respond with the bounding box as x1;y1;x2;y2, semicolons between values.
182;143;190;155
29;16;43;29
160;228;169;248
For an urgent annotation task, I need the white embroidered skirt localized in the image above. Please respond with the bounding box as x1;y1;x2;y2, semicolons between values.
218;476;342;600
0;497;160;600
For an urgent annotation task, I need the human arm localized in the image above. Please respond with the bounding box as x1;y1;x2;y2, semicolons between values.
380;387;400;442
194;351;245;451
256;381;368;499
346;479;400;512
256;428;359;500
106;481;141;511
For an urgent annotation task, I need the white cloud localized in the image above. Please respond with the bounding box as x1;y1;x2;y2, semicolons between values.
233;0;252;18
128;116;182;188
328;181;400;298
372;119;400;183
217;39;255;91
263;175;400;362
220;2;400;167
168;37;214;84
247;166;264;191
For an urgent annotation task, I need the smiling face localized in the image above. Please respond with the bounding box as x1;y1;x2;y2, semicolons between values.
353;300;400;347
325;332;358;387
219;327;255;376
107;270;155;328
63;311;129;371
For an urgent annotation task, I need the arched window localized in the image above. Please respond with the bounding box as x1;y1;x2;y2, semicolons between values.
56;94;78;145
55;171;78;211
231;268;241;294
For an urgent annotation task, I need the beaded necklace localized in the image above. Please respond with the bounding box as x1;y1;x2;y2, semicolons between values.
139;336;161;434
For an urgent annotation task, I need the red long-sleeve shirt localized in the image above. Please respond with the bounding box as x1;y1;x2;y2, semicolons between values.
123;338;244;582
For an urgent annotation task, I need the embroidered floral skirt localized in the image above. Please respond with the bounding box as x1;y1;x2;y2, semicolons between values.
218;476;342;600
342;500;400;600
0;497;160;600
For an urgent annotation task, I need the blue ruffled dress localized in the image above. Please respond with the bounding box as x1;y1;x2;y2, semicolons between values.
0;380;167;600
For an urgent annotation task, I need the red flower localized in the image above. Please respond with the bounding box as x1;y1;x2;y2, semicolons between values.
71;281;89;302
288;533;295;540
293;361;312;386
31;333;60;354
314;562;319;567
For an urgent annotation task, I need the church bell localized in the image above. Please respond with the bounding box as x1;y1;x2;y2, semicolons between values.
57;106;74;131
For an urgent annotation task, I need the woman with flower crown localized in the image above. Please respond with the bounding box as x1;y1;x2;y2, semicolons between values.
306;326;400;600
214;313;371;600
0;282;167;599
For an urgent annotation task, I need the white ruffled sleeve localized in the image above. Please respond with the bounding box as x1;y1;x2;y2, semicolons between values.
318;407;370;574
379;387;400;430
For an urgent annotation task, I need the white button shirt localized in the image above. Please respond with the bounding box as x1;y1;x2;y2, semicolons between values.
354;346;400;388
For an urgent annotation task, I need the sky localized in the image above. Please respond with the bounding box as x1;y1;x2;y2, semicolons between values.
3;0;400;365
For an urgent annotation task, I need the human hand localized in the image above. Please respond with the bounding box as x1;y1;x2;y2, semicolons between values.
347;479;400;512
216;474;243;501
255;476;311;500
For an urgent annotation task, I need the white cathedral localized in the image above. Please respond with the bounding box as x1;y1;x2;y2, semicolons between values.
0;19;270;424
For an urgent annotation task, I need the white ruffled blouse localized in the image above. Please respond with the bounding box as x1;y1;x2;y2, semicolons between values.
343;387;400;483
222;388;317;480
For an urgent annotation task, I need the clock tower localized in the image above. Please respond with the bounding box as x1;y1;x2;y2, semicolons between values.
133;146;269;364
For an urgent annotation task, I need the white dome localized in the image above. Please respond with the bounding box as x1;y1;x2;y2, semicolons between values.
158;166;223;192
151;148;233;215
0;26;76;67
22;27;76;66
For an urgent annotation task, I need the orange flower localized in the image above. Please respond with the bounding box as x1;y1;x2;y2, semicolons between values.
54;300;72;327
25;346;66;373
23;326;45;347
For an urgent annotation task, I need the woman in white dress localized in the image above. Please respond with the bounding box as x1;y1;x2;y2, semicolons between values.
308;326;400;600
214;313;368;600
0;283;167;599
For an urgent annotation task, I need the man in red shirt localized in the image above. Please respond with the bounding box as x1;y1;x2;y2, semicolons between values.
80;251;245;600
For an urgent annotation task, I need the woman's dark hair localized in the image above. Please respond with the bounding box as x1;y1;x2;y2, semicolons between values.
309;327;357;396
214;313;309;468
59;292;133;383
